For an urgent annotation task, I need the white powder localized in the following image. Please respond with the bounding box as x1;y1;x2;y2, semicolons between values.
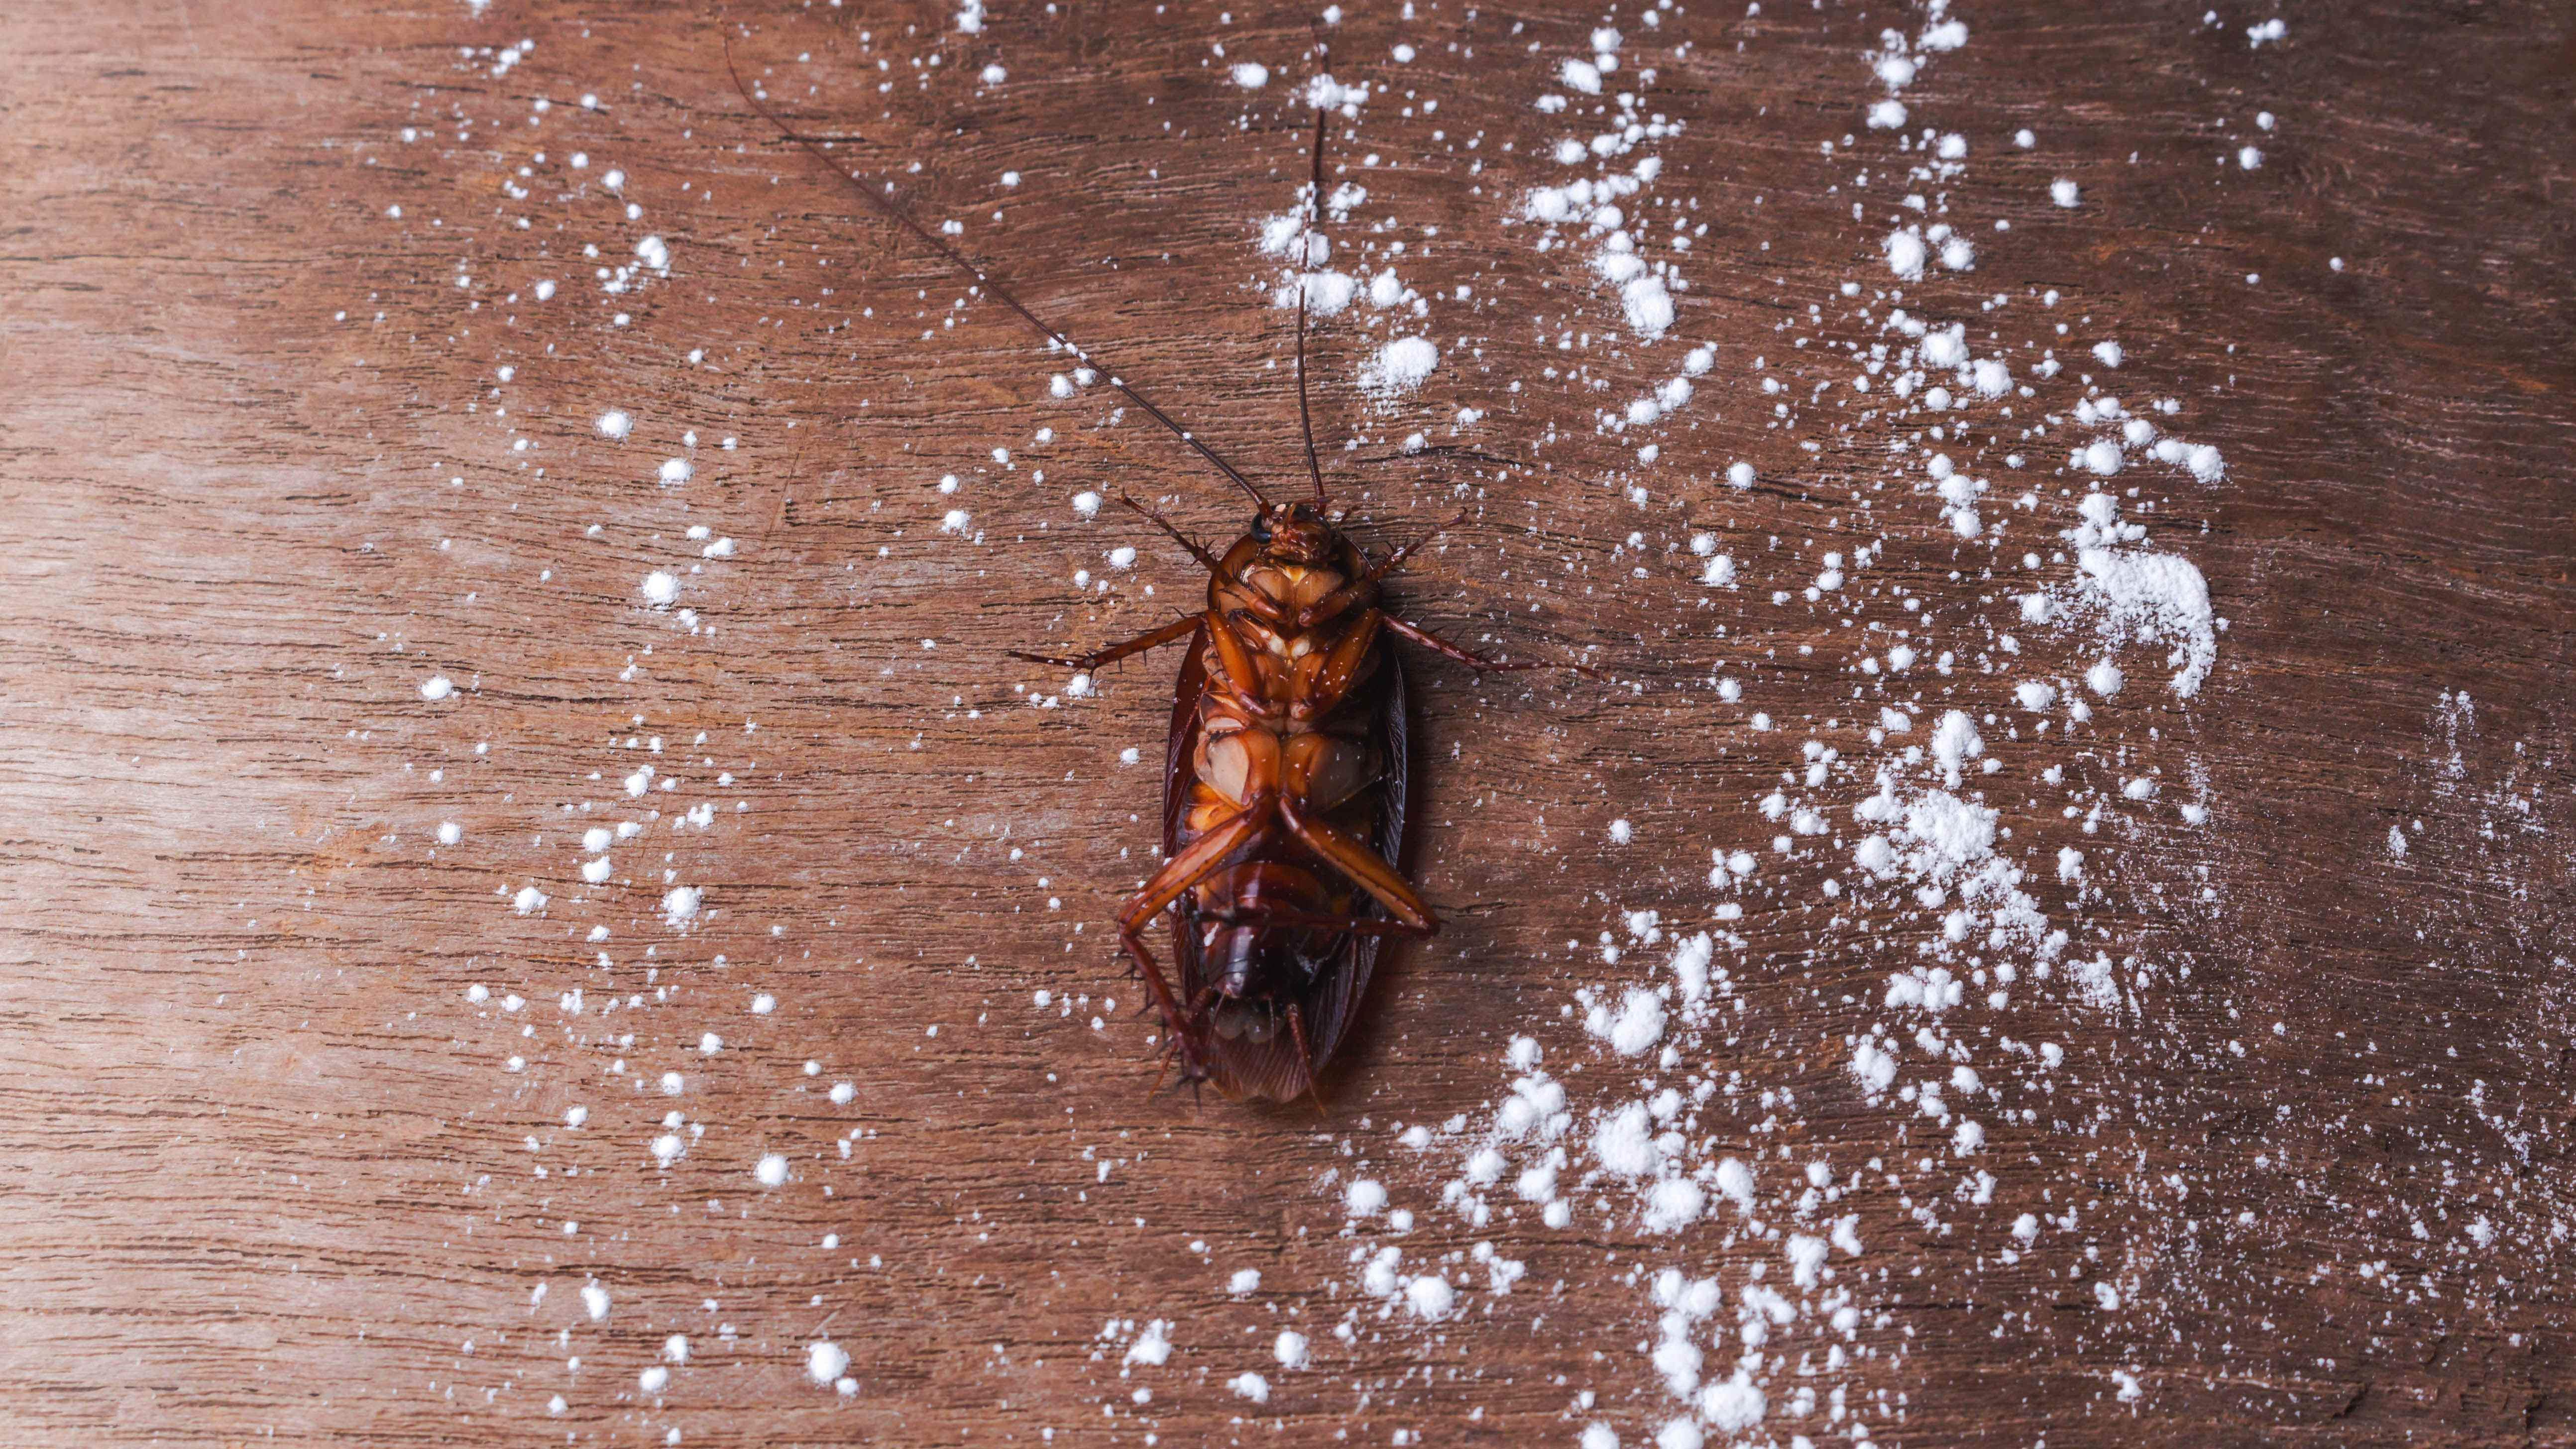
1699;1375;1765;1432
1402;1274;1456;1319
662;885;701;925
1121;1320;1172;1367
1642;1177;1705;1233
641;571;679;607
1229;1371;1270;1402
1592;989;1667;1056
755;1153;788;1187
2050;178;2081;207
595;408;633;439
806;1340;849;1384
1227;1268;1260;1295
581;1282;610;1322
1591;1102;1660;1178
419;675;454;701
1359;336;1439;397
1345;1178;1388;1216
1884;227;1927;281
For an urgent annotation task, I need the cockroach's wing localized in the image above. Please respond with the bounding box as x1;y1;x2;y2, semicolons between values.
1292;645;1410;1077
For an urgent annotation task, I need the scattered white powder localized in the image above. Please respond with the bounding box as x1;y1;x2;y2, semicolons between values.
1231;61;1268;88
2050;177;2081;207
1274;1330;1310;1369
419;675;454;701
595;409;632;439
581;1282;610;1322
1345;1178;1388;1216
806;1340;849;1385
755;1153;788;1187
1228;1268;1261;1295
641;571;679;607
1229;1371;1270;1402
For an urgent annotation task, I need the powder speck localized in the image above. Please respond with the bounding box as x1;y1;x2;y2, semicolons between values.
1360;336;1439;397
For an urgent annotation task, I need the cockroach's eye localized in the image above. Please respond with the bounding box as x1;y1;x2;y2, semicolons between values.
1250;511;1274;542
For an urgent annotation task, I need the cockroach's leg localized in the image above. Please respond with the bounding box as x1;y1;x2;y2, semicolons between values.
1119;924;1200;1078
1202;614;1273;709
1292;514;1466;629
1381;614;1609;680
1292;609;1386;720
1285;1003;1326;1111
1008;614;1203;671
1277;794;1438;930
1120;796;1274;928
1116;797;1275;1078
1116;494;1227;573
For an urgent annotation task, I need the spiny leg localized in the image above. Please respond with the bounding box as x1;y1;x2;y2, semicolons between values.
1277;793;1438;931
1290;513;1467;629
1116;795;1277;1078
1382;614;1608;681
1009;613;1202;671
1118;493;1226;573
1286;1003;1326;1112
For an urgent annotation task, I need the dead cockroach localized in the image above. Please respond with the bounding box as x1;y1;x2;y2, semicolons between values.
727;36;1598;1101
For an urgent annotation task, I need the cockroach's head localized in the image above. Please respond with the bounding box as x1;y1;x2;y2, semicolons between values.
1252;501;1337;565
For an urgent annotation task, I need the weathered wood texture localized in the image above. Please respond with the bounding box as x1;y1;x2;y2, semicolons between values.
3;0;2573;1445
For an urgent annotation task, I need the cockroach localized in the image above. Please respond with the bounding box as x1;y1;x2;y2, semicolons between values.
727;36;1598;1101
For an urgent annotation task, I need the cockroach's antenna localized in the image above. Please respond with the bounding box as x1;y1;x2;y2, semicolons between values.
722;25;1272;509
1295;37;1332;509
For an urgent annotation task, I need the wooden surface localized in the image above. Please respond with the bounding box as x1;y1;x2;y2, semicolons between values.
4;0;2573;1445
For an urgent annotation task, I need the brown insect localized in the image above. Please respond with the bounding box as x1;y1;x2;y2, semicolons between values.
728;36;1597;1100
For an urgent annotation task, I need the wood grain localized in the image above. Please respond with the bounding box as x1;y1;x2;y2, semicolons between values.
2;0;2572;1445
